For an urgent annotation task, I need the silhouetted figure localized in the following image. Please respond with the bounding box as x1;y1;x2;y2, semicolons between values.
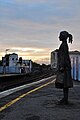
55;31;73;105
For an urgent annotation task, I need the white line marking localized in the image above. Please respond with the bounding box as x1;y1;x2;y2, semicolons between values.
0;79;56;112
0;75;56;99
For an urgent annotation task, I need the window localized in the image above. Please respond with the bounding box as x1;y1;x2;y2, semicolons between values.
12;58;14;60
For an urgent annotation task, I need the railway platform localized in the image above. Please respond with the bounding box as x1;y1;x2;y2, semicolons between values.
0;76;80;120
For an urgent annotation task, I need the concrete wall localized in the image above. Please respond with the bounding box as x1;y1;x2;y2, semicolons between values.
0;66;20;74
0;66;32;74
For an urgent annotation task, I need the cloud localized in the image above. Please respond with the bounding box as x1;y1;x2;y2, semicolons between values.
0;0;77;22
11;47;51;64
0;0;80;64
0;19;59;48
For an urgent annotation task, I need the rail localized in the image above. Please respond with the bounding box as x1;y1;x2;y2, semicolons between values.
0;70;55;92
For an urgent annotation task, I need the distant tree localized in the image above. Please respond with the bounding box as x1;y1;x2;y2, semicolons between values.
19;57;22;64
32;62;41;68
41;64;47;68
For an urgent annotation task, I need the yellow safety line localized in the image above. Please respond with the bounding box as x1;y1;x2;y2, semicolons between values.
0;79;55;112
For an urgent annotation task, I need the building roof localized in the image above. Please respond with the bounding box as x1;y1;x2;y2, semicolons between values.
70;51;80;55
5;53;18;57
51;50;80;55
51;49;59;53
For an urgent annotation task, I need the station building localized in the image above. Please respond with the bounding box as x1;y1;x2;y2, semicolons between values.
51;50;80;81
0;53;32;74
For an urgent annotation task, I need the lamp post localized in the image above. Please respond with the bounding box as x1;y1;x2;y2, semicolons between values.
5;49;10;55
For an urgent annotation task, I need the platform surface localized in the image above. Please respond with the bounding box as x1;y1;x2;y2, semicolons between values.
0;78;80;120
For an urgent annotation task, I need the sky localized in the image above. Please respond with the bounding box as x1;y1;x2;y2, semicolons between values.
0;0;80;64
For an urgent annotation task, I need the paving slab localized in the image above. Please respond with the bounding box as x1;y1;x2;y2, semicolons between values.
0;80;80;120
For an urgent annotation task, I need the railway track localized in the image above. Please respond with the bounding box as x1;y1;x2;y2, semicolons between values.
0;70;55;92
